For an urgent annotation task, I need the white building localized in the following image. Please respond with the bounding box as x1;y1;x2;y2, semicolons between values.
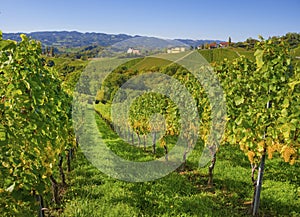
127;48;140;55
167;47;186;54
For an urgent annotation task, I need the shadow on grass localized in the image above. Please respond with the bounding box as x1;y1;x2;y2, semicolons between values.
94;112;175;161
67;109;299;217
104;172;255;217
259;197;300;217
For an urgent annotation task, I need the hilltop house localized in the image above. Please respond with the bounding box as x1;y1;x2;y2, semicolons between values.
197;42;230;50
208;42;218;49
167;47;186;54
219;42;229;48
127;48;140;55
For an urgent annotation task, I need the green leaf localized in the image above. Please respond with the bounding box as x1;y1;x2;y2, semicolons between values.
277;117;287;124
235;115;243;125
20;34;27;41
281;123;291;139
234;96;244;106
282;98;290;108
288;80;300;92
13;89;22;95
281;108;288;117
23;80;31;89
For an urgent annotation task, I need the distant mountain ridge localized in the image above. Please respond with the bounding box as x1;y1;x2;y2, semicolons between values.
2;31;223;48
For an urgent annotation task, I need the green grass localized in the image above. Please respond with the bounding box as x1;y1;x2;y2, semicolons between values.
197;47;255;63
229;47;255;61
56;111;300;217
94;102;112;122
130;57;172;71
132;48;255;67
49;57;88;75
47;56;88;92
198;48;240;63
114;51;236;73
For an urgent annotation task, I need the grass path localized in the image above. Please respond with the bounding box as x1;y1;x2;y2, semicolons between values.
57;111;300;217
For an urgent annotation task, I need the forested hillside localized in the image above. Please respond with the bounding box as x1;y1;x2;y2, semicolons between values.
3;31;221;49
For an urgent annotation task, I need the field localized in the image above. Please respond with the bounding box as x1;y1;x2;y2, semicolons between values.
126;48;254;68
199;48;240;63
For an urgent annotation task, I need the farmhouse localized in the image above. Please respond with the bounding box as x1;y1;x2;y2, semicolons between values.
219;42;229;48
127;48;140;55
208;42;217;49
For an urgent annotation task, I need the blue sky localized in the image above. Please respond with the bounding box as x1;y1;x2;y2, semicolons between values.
0;0;299;42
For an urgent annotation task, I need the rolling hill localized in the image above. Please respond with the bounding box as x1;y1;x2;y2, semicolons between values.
2;31;223;48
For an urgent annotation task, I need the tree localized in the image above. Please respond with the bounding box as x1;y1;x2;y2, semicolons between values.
282;32;300;48
45;45;48;55
245;37;259;49
50;46;55;57
228;36;232;46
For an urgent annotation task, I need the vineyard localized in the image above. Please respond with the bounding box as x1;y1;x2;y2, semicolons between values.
0;33;77;216
0;32;299;216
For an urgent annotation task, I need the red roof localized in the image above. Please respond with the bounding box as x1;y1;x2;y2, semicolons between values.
219;42;229;46
209;42;217;47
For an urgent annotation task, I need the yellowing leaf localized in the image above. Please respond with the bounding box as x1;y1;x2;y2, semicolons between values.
254;49;264;69
234;96;244;106
33;147;40;155
257;140;265;153
13;89;22;95
23;80;30;89
247;151;255;164
6;182;15;193
282;98;290;108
